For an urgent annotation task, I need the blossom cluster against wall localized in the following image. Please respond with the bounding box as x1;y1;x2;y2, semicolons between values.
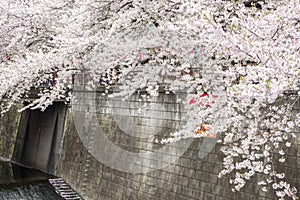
0;0;299;199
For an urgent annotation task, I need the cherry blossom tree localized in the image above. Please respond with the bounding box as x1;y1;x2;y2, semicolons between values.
0;0;299;199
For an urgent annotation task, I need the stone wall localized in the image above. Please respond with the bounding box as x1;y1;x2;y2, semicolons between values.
52;90;300;200
1;90;298;199
0;106;21;159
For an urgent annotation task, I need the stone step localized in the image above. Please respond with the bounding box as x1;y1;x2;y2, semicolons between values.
49;178;83;200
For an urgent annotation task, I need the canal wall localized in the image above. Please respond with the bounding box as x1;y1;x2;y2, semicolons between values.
0;91;299;200
0;106;21;159
52;90;300;200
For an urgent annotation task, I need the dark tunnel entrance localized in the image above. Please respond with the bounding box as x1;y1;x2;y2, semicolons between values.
12;103;67;173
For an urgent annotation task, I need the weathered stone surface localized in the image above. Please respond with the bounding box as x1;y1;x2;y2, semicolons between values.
2;92;298;200
0;105;21;159
51;93;300;200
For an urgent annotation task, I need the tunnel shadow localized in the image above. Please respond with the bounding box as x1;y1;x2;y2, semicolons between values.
12;103;67;173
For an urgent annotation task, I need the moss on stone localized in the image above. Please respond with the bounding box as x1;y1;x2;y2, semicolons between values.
0;105;22;159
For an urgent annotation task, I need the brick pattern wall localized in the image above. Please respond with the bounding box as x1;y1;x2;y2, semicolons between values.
54;91;300;200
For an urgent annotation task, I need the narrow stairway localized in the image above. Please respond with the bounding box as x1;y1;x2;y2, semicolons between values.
49;178;82;200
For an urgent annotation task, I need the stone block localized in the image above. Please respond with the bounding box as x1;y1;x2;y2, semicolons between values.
183;168;195;178
178;175;189;187
194;171;211;182
210;184;225;195
198;181;211;192
181;186;194;197
202;192;216;200
188;179;199;189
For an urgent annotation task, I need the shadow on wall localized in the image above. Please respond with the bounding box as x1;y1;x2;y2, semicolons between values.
12;103;67;173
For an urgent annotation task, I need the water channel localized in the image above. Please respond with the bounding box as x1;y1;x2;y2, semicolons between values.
0;160;64;200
